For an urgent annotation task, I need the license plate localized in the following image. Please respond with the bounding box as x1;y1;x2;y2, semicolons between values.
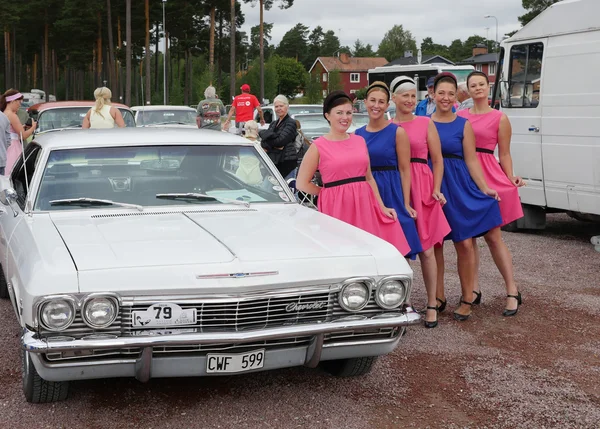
131;303;197;328
206;349;265;374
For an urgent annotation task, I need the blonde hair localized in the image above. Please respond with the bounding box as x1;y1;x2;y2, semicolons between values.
273;94;289;106
93;87;112;118
244;120;259;139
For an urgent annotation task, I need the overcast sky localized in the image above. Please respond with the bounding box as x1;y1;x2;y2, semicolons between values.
239;0;525;50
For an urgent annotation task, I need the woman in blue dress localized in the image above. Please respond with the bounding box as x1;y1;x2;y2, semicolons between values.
355;82;422;261
430;73;503;321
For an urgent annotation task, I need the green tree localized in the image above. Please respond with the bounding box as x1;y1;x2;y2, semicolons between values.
308;26;325;61
249;22;273;61
272;55;307;98
304;73;322;103
420;37;449;58
377;25;417;62
276;23;309;66
352;39;376;57
327;70;343;93
519;0;560;26
321;30;340;57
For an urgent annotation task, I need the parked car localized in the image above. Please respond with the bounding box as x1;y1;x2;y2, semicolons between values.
131;105;198;128
255;104;323;128
27;101;136;134
0;128;418;403
294;113;371;141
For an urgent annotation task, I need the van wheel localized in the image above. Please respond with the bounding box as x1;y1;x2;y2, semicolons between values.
501;221;519;232
0;265;8;299
322;356;378;377
22;350;69;403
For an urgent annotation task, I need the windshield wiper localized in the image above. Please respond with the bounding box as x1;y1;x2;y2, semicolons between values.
142;121;193;126
49;198;144;211
41;126;82;133
155;193;250;208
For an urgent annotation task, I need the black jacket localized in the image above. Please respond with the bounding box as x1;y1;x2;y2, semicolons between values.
259;114;297;163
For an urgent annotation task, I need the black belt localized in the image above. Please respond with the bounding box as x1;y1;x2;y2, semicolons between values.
410;158;427;164
443;153;464;160
371;166;397;171
323;176;366;188
476;148;495;154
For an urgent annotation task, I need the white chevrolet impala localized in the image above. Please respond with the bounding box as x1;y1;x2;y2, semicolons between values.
0;128;418;403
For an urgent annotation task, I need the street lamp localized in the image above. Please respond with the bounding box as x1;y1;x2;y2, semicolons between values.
162;0;167;105
484;15;499;52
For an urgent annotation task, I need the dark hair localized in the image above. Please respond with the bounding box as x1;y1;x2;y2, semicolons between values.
466;71;490;86
0;88;20;112
366;81;390;102
323;90;352;121
433;72;457;91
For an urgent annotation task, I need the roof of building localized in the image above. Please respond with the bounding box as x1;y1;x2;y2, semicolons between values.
309;56;388;73
384;54;454;67
459;52;499;64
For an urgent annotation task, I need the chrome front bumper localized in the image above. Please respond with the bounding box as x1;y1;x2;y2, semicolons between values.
22;308;421;382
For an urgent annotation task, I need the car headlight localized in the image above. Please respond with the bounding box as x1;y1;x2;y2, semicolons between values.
82;297;119;329
339;281;371;312
375;280;406;309
40;299;75;331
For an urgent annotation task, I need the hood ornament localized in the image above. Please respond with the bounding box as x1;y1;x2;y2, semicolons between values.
196;271;278;280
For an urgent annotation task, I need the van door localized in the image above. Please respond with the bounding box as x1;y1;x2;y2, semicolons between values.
500;40;547;207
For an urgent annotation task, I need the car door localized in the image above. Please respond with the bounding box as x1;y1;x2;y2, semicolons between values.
500;40;547;207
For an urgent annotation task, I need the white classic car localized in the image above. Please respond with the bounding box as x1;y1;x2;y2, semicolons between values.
0;128;418;403
130;105;199;128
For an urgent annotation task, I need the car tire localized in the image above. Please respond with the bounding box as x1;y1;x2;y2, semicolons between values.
322;356;378;378
0;265;8;299
22;350;69;403
501;221;519;232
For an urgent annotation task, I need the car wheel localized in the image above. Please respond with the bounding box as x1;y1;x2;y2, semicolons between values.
22;350;69;403
322;356;378;377
501;221;519;232
0;265;8;299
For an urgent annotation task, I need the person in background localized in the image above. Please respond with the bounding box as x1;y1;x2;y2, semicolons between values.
349;92;358;112
296;90;410;256
457;71;524;316
456;82;474;111
235;120;263;186
0;89;37;176
355;81;422;261
82;87;125;129
390;75;451;328
258;95;298;178
415;77;437;116
224;84;265;133
430;72;502;322
196;85;226;131
244;120;260;142
0;102;11;176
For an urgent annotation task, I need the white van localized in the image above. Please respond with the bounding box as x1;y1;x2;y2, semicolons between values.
495;0;600;229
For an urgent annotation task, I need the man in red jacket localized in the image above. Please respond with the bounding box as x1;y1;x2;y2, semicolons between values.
224;84;265;133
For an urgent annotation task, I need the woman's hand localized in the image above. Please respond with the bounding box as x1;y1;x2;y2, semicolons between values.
381;206;397;221
405;204;417;219
510;176;526;187
484;188;501;201
432;191;446;206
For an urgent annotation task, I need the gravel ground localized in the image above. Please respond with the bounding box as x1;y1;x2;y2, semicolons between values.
1;213;599;429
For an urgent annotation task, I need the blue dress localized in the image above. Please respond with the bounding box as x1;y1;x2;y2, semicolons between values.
356;123;423;259
432;116;502;242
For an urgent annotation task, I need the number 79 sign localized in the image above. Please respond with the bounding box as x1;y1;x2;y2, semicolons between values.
132;303;197;328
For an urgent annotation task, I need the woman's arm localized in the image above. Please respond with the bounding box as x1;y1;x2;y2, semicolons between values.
395;127;416;218
296;144;321;196
8;112;36;139
111;106;126;127
426;120;445;203
463;121;499;200
262;117;296;149
82;109;92;128
497;113;524;187
366;164;397;220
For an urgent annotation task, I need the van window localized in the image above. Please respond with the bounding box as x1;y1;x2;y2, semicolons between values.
502;42;543;108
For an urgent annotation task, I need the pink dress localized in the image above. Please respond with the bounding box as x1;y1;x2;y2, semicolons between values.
395;117;451;250
313;134;410;256
457;109;523;226
5;125;22;176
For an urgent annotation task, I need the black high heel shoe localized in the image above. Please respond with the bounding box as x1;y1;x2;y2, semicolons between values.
424;306;438;329
502;292;522;317
436;297;447;313
453;300;473;321
459;290;481;305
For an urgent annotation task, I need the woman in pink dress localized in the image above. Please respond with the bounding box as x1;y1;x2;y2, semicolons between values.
390;76;451;328
457;71;524;316
296;90;410;256
1;89;37;176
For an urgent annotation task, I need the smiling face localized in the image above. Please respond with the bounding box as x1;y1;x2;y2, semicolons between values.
467;75;490;101
325;101;353;134
393;89;417;115
365;89;389;121
434;81;457;113
274;101;288;118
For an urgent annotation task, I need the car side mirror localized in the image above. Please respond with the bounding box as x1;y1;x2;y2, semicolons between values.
0;188;18;206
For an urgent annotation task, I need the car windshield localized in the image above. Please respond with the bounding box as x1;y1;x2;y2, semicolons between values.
136;109;197;126
297;114;370;131
288;105;322;115
37;107;136;132
35;144;290;211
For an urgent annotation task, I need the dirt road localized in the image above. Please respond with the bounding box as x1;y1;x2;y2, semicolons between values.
1;214;598;428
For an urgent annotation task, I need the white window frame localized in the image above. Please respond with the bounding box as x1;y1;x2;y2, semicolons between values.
322;73;328;82
350;73;360;83
489;62;496;75
475;64;482;72
322;90;328;98
349;89;357;94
